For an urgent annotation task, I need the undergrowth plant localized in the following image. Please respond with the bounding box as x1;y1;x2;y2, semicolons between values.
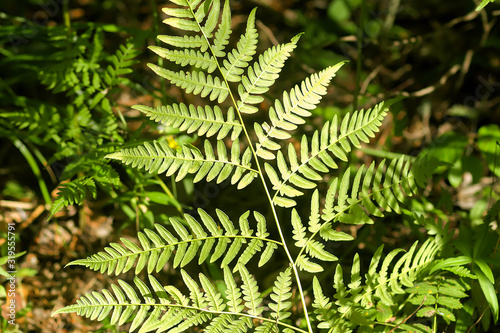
0;15;187;228
52;1;498;332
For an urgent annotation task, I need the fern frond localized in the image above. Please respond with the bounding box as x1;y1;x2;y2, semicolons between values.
319;156;420;226
49;177;96;219
369;239;439;307
407;279;469;324
105;139;257;188
237;34;302;114
54;266;294;332
239;263;264;316
133;104;243;140
442;266;477;279
255;62;346;160
296;254;323;273
148;65;230;103
291;188;352;273
162;0;213;34
291;209;307;247
220;8;258;82
313;239;440;330
292;198;342;266
149;47;218;72
269;268;293;320
270;101;388;207
223;266;245;313
312;276;341;331
66;208;281;275
212;0;231;57
52;277;158;331
157;34;207;50
53;273;219;333
152;1;221;66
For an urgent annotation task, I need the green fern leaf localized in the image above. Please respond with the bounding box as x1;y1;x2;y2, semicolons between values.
149;46;218;72
182;269;207;308
67;208;278;276
442;266;477;279
376;248;405;305
105;140;257;188
305;240;338;262
308;189;321;233
319;223;353;241
270;101;388;205
201;0;220;38
49;177;96;219
255;62;346;159
255;322;278;332
320;155;421;224
52;278;152;328
291;208;307;247
148;65;230;103
333;264;352;314
236;239;263;268
269;267;293;320
221;8;258;82
361;244;384;307
348;254;363;299
223;266;245;313
157;34;207;50
204;315;231;333
199;273;226;312
312;276;336;329
296;254;323;273
239;264;264;316
212;0;231;57
237;34;301;114
222;238;244;268
258;242;278;267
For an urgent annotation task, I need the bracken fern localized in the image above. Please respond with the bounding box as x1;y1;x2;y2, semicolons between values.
52;1;466;332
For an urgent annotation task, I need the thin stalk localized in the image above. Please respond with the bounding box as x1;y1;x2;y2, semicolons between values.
62;0;71;32
382;0;401;36
185;3;314;332
28;143;57;184
353;0;367;112
433;309;438;333
155;175;183;214
11;138;52;207
151;0;168;106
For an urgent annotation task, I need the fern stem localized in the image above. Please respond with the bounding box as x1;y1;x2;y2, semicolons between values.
62;0;71;32
353;0;367;112
154;175;183;214
183;3;314;331
11;138;52;207
150;0;168;106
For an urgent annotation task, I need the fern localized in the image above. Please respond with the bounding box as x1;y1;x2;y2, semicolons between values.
406;278;469;326
53;1;466;332
132;104;243;140
312;239;441;331
105;139;257;187
68;209;279;275
53;269;298;333
4;25;142;219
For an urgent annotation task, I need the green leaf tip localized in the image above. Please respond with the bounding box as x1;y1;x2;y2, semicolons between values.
104;152;123;160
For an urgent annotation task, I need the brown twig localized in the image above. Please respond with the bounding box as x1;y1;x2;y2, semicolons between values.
387;295;427;333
